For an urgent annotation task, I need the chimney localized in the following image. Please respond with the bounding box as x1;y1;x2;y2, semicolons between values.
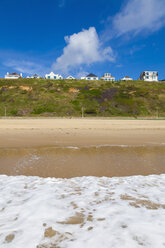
7;72;9;75
20;73;23;77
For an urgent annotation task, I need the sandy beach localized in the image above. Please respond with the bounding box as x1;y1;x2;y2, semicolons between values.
0;118;165;147
0;118;165;178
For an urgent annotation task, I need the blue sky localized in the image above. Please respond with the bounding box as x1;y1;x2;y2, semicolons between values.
0;0;165;79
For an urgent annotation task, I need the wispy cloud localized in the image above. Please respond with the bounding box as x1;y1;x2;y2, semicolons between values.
0;50;49;76
3;60;47;75
52;27;115;74
102;0;165;41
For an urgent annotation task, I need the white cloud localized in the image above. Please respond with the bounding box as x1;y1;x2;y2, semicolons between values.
113;0;165;36
3;60;47;75
52;27;115;74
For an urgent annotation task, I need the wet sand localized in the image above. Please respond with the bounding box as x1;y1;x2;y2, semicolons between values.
0;118;165;178
0;146;165;178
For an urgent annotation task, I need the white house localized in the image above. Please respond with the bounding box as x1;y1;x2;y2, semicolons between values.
66;75;75;79
27;74;41;79
81;73;98;80
45;72;63;79
31;74;41;79
101;73;115;81
140;71;158;82
121;76;133;81
5;72;22;79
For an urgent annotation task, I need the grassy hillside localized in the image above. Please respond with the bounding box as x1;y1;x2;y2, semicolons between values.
0;78;165;117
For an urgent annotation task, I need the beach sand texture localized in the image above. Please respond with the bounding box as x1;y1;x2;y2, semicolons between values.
0;118;165;178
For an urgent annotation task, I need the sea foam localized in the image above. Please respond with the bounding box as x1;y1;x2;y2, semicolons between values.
0;174;165;248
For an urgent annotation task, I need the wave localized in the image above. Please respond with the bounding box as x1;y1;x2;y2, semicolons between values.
0;174;165;247
2;143;165;152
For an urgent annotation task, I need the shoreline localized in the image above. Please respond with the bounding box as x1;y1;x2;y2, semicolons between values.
0;119;165;178
0;145;165;178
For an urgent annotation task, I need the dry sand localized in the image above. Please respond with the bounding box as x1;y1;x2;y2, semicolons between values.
0;118;165;178
0;118;165;147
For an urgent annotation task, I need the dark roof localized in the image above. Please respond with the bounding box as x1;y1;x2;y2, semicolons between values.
86;73;97;78
33;74;39;77
9;72;19;76
125;76;131;78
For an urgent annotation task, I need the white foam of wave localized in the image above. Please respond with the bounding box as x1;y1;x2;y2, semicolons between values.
2;143;165;154
35;144;151;151
0;174;165;248
44;143;165;150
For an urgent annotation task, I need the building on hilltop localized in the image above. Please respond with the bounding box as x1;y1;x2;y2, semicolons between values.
100;73;115;81
31;74;41;79
66;75;75;79
45;72;63;79
5;72;22;79
81;73;98;80
27;74;41;79
121;76;133;81
139;71;158;82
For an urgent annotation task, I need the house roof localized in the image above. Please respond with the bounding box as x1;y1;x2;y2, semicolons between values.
67;75;74;78
46;72;55;75
124;76;131;78
33;74;39;77
9;72;20;76
86;73;97;77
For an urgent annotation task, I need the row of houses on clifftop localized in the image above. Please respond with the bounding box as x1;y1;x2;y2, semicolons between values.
80;72;158;81
4;71;159;82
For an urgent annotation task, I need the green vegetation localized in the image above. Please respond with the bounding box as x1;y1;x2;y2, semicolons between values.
0;78;165;117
